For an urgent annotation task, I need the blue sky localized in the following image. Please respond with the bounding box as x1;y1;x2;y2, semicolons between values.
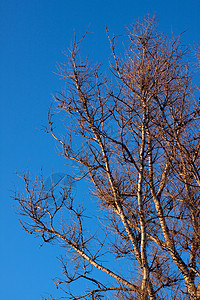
1;1;200;299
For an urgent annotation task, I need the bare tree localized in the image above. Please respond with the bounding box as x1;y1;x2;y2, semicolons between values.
15;16;200;300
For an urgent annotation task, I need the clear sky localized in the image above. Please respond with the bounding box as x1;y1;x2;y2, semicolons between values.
1;0;200;299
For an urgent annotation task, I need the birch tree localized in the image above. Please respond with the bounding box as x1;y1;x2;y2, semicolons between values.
15;16;200;300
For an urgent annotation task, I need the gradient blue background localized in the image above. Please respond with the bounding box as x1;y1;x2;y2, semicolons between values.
1;0;200;299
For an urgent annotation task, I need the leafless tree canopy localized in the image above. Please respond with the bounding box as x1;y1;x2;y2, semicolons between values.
15;17;200;300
